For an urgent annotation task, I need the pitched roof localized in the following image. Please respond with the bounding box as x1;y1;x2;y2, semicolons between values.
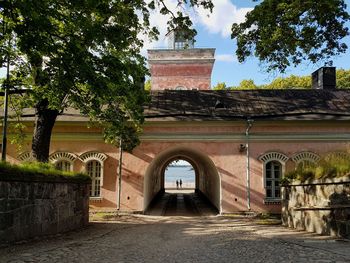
144;89;350;121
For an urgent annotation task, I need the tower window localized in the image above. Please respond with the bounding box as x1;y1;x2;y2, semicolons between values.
167;29;194;49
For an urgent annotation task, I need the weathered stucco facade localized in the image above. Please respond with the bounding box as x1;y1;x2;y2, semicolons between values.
3;34;350;215
6;117;350;214
148;48;215;90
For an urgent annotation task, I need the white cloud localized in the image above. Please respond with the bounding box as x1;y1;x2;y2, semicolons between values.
139;0;252;56
215;54;236;63
195;0;252;38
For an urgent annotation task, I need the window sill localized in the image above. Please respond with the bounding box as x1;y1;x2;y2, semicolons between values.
264;199;281;205
89;197;102;202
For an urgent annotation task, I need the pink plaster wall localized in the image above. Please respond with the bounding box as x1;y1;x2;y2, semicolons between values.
6;121;350;214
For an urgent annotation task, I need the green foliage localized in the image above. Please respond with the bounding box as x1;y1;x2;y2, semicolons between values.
262;75;311;89
259;69;350;89
0;1;213;160
0;161;90;182
212;69;349;91
144;79;151;91
6;94;29;152
236;79;258;90
315;152;350;178
214;80;258;90
146;0;213;42
337;69;350;88
212;82;227;90
231;0;350;72
8;122;26;152
284;152;350;183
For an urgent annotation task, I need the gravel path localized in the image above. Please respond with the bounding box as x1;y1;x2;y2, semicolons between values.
1;215;349;263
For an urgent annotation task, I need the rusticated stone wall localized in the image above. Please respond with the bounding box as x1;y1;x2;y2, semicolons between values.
0;173;90;244
282;176;350;239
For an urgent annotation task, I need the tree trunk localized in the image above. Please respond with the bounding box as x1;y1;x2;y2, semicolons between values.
31;99;59;162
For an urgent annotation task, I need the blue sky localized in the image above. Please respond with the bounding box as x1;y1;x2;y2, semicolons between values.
1;0;350;88
193;0;350;87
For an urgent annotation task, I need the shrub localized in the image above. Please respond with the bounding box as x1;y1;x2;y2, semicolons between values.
285;152;350;182
0;161;90;182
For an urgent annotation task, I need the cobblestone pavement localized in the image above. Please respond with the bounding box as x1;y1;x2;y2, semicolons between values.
1;215;349;263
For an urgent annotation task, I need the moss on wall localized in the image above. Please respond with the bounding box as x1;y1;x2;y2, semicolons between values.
0;162;91;184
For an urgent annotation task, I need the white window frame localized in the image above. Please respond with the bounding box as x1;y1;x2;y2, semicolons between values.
265;160;282;199
55;160;73;172
175;41;186;49
49;151;77;172
259;152;288;202
86;160;103;198
79;152;108;199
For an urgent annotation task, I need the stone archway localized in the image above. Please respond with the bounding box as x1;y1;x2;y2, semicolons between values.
144;146;221;212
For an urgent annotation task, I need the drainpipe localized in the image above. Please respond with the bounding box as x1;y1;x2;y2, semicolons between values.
1;23;11;161
245;119;253;211
117;138;123;210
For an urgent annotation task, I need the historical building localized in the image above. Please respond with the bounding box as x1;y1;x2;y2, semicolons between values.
148;30;215;91
5;32;350;214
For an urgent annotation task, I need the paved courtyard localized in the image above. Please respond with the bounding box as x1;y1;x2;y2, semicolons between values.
1;214;349;263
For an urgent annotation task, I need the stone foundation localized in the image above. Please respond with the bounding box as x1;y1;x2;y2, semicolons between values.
0;173;90;244
282;176;350;238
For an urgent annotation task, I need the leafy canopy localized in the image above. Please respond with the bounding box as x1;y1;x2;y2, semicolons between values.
212;82;227;90
144;79;152;91
232;0;350;73
0;0;213;152
216;69;350;90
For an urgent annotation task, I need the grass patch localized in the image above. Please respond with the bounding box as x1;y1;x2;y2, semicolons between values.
284;152;350;184
0;161;90;183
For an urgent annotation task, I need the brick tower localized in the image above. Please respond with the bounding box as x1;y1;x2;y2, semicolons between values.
147;30;215;90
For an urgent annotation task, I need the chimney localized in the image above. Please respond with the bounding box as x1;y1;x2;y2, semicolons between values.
311;67;336;90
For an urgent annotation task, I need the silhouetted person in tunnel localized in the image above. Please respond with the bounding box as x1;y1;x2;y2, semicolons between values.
176;180;179;189
179;179;182;188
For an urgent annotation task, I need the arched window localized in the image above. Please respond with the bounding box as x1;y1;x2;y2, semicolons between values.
55;160;72;172
17;151;33;162
292;151;320;169
80;151;107;198
265;161;282;199
259;152;288;201
87;160;102;197
49;151;77;172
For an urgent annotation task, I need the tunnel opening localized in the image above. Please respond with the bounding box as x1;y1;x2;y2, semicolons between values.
144;146;221;216
164;159;195;191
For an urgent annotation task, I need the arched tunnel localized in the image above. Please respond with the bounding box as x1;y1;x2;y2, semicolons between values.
144;146;221;215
